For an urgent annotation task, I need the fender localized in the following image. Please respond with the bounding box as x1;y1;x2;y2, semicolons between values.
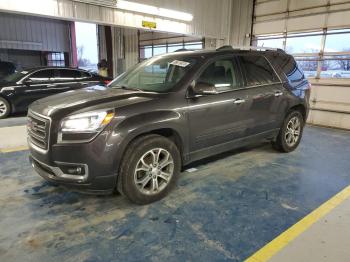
108;110;189;172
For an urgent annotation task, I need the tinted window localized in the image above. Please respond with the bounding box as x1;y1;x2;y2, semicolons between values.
30;70;55;81
287;66;304;82
239;55;278;86
80;71;91;78
198;58;240;92
58;69;81;78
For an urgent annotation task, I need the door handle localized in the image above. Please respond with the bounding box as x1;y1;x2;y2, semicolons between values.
275;91;283;97
233;98;246;104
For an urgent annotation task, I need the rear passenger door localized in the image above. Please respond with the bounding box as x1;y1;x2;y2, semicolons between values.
237;54;285;135
54;69;86;91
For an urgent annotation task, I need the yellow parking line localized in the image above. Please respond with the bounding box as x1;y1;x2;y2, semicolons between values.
0;146;29;153
245;184;350;262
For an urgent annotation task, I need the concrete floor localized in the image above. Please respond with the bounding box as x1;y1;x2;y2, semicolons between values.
270;196;350;262
1;126;350;261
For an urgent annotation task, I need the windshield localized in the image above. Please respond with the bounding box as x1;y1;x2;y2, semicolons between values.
2;71;28;82
110;55;197;92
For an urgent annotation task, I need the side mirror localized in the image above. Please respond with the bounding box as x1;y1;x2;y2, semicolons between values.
192;81;218;96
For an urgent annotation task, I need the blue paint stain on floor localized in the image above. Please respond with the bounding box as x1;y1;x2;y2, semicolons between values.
1;126;350;261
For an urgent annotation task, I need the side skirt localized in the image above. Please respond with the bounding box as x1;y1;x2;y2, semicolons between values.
184;129;280;165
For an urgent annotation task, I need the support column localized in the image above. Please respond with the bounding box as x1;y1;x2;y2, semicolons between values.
69;22;78;67
104;26;114;78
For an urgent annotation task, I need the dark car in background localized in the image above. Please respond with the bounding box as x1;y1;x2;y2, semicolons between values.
0;67;112;119
28;46;310;204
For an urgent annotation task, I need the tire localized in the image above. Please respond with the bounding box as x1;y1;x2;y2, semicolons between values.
273;110;304;153
0;97;10;119
118;134;181;205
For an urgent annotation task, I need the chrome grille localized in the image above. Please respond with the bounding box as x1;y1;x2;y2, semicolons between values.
27;111;50;151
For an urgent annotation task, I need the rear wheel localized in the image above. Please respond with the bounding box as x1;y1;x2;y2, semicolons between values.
118;134;181;205
273;110;304;152
0;97;10;119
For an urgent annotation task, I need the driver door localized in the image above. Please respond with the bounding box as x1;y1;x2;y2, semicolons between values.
187;56;250;153
14;69;56;109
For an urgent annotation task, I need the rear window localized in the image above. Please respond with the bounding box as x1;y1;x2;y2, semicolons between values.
286;62;305;82
239;55;279;86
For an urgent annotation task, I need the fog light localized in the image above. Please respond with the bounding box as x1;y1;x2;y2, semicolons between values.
67;167;82;175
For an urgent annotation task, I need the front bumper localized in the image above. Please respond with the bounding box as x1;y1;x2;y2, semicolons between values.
29;155;117;194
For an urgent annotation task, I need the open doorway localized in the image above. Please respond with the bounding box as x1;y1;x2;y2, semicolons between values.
75;22;98;73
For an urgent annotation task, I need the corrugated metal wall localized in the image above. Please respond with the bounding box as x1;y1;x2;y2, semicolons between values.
229;0;254;46
254;0;350;35
0;12;70;52
124;29;139;70
252;0;350;130
0;0;233;41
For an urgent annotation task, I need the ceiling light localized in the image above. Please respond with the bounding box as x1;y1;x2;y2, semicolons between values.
116;0;193;21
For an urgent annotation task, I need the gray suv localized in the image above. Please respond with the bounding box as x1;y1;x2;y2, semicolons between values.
28;46;310;204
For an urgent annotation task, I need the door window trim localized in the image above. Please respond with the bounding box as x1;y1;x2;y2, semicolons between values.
26;69;56;83
186;54;245;98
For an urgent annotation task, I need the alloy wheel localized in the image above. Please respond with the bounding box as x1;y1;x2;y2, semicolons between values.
0;101;7;117
134;148;174;195
285;116;301;147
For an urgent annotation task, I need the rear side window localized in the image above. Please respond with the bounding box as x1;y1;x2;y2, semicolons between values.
80;71;91;78
286;62;305;82
239;55;279;86
58;69;81;79
197;58;241;92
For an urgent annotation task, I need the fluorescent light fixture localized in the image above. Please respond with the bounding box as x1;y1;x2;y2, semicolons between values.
116;0;193;21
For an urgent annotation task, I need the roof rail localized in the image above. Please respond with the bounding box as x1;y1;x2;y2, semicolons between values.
216;45;234;51
174;48;189;52
216;45;285;53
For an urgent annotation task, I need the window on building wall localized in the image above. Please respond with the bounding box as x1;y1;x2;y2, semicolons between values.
153;45;167;56
256;35;284;49
139;41;204;60
286;32;323;54
47;52;65;67
255;29;350;79
168;43;184;53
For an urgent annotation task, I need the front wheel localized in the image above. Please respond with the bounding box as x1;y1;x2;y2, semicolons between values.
273;110;304;152
118;134;181;205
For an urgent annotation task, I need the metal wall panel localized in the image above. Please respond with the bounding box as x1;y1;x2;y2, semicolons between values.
124;28;139;70
253;0;350;130
0;12;70;52
0;0;234;40
229;0;254;46
254;0;350;35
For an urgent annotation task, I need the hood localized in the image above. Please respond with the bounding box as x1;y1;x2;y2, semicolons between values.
29;85;159;117
0;80;16;87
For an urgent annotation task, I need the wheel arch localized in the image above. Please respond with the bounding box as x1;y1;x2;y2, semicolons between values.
289;103;307;122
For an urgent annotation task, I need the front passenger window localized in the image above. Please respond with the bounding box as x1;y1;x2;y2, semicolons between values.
197;59;239;92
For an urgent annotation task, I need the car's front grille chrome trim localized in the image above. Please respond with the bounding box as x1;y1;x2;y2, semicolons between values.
27;110;51;154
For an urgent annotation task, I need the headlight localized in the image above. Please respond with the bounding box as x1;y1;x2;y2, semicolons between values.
58;110;114;143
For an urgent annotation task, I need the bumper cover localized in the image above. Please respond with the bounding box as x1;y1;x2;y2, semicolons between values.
29;155;117;195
